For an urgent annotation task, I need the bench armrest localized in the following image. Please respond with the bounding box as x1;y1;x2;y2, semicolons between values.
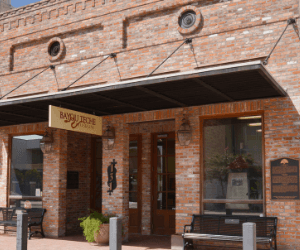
270;228;277;238
183;224;192;233
29;216;43;223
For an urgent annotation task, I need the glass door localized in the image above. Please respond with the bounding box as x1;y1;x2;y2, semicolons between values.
152;132;175;235
129;135;142;233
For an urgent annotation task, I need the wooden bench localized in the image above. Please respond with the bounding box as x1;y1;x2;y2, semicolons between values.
182;214;277;250
0;207;46;239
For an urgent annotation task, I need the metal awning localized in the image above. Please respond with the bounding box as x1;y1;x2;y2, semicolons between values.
0;61;286;126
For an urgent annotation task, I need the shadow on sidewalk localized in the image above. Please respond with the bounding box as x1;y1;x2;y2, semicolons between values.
19;233;171;249
124;234;171;249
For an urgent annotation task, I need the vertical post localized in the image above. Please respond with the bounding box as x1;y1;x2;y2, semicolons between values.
16;213;28;250
109;217;122;250
243;222;256;250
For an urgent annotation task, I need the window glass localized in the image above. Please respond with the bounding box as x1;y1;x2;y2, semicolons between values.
10;135;43;208
129;139;139;210
203;116;263;215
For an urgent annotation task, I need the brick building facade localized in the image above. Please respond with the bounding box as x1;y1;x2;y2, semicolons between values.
0;0;300;249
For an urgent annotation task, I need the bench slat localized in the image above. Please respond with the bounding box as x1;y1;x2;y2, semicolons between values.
183;233;270;243
183;214;277;249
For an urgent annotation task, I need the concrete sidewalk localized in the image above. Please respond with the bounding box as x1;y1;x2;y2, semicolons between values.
0;234;171;250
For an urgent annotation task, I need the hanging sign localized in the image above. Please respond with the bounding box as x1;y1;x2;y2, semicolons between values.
49;105;102;136
107;159;117;195
271;158;300;200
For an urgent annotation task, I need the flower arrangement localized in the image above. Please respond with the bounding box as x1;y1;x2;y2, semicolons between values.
205;148;255;197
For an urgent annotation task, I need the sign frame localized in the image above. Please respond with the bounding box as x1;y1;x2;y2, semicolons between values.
271;158;300;200
49;105;102;136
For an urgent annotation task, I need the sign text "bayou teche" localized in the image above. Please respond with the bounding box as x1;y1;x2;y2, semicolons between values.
60;111;96;129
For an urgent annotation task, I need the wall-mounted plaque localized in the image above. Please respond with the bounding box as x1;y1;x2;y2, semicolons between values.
271;158;299;200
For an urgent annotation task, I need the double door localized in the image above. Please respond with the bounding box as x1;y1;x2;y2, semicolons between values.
128;132;176;235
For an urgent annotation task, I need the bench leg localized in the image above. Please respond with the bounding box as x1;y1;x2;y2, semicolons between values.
41;224;45;238
183;239;193;250
28;226;32;240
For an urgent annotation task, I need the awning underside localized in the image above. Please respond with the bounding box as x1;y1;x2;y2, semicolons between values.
0;62;286;127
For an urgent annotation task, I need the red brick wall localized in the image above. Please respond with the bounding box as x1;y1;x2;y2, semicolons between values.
43;129;68;237
101;115;130;240
66;131;92;235
0;0;299;248
100;98;300;249
0;0;299;97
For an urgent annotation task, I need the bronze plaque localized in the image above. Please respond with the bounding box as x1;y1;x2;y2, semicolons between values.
271;158;299;200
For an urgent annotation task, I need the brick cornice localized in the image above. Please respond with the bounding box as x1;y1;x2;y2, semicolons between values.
0;0;73;21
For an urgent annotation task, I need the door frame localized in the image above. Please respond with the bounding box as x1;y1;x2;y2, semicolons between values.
90;137;102;212
129;134;142;234
151;131;176;235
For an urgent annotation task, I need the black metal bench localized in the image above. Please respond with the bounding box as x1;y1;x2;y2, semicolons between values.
0;207;46;239
182;214;277;250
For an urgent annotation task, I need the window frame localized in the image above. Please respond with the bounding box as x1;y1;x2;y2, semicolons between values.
7;131;44;207
200;111;265;216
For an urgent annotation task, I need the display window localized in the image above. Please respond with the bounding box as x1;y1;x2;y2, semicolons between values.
202;114;264;215
9;134;43;208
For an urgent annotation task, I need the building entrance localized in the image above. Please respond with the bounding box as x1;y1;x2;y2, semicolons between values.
129;135;142;233
152;132;175;235
90;138;102;212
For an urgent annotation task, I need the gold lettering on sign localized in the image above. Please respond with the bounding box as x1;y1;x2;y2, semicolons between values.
272;176;298;184
272;185;298;193
49;105;102;136
272;166;298;174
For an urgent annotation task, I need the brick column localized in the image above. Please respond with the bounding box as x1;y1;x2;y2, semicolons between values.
175;107;201;234
141;133;151;235
102;116;129;241
43;129;68;237
0;131;9;207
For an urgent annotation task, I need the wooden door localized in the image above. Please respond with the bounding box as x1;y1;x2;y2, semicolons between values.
129;135;142;233
90;138;102;212
152;132;176;235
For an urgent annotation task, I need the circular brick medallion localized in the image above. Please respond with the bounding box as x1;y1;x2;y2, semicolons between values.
47;37;65;62
177;6;202;35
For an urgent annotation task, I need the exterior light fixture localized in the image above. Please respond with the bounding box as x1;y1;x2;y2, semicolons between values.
248;123;262;127
238;116;261;120
177;116;192;146
102;124;115;150
40;128;53;154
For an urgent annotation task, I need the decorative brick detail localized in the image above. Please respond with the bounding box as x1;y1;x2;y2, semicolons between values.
177;5;202;35
47;37;65;62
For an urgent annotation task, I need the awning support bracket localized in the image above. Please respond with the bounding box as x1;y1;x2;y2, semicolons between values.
61;53;116;91
148;38;192;77
50;65;60;89
0;66;51;100
264;18;299;65
112;55;122;80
